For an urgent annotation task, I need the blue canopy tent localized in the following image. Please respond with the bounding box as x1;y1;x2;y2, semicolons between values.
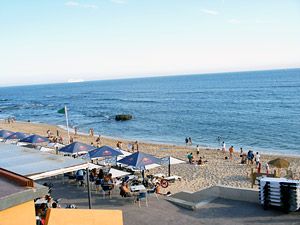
59;142;95;155
118;152;162;169
117;152;162;182
0;130;14;139
19;134;49;144
5;132;28;140
88;145;123;160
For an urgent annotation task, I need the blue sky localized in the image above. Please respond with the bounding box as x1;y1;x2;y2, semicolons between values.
0;0;299;86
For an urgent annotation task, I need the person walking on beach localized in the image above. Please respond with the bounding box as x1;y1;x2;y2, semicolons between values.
96;135;101;145
222;141;226;153
74;127;78;136
229;146;234;160
196;145;200;156
265;163;270;174
255;152;260;166
47;129;51;138
89;128;94;137
247;150;254;164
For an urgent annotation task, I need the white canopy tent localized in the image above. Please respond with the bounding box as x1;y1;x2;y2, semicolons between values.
0;143;89;180
108;168;131;178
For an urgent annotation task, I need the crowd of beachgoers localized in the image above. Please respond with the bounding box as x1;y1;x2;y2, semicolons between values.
1;120;300;195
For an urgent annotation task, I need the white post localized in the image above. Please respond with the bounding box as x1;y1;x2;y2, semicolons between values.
64;105;71;144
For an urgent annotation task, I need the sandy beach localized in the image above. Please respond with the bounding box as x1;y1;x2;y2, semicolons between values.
1;120;300;194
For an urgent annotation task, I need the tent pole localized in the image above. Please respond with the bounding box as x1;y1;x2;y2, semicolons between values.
86;168;92;209
64;105;71;144
142;169;145;185
168;163;171;177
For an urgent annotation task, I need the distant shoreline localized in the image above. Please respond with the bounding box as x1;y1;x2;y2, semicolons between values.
1;67;299;88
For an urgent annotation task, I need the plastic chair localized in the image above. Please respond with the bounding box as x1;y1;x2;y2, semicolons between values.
137;192;148;207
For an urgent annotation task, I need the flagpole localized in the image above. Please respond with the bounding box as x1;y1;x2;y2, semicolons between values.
64;105;71;144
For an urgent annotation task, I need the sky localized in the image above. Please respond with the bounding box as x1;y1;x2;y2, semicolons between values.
0;0;300;86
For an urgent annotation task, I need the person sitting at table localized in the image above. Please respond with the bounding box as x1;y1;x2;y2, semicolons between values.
147;182;169;196
103;173;115;189
97;169;104;180
119;181;133;197
76;169;85;186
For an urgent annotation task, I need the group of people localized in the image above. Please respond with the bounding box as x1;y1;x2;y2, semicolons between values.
187;152;208;165
4;116;16;124
119;178;166;198
128;141;139;152
221;143;265;174
47;129;64;144
185;137;192;146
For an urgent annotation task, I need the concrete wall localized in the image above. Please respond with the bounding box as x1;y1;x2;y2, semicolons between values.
215;185;258;203
167;185;259;210
0;200;36;225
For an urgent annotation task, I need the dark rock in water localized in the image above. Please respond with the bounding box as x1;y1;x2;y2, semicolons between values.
115;114;133;121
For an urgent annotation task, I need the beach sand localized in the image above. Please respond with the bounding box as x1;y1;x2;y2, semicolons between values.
1;120;300;194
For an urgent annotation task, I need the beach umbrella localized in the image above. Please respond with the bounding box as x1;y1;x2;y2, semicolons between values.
117;152;162;170
161;156;185;177
118;152;162;182
19;134;49;144
5;132;28;140
88;145;123;160
116;149;132;161
0;130;14;139
268;158;290;169
59;142;95;155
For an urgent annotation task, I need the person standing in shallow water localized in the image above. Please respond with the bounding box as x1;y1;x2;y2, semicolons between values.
185;137;188;146
188;137;192;145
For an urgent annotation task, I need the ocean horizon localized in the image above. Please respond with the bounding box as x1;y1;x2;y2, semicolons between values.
0;68;299;155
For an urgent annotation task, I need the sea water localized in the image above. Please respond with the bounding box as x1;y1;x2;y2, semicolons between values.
0;69;299;155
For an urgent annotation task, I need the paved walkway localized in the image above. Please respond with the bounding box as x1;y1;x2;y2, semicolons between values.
42;177;300;225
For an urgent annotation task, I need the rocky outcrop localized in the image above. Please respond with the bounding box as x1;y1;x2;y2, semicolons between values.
115;114;133;121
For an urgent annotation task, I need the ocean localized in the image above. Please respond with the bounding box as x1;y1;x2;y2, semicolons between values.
0;69;299;155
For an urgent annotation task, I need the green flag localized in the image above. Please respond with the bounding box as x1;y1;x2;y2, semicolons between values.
57;107;65;114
